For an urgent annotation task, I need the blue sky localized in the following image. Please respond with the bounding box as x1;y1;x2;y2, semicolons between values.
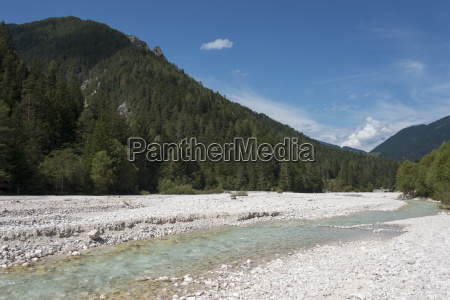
2;0;450;151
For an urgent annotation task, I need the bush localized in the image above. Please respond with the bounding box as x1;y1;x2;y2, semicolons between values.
200;186;224;194
231;191;248;197
158;179;197;195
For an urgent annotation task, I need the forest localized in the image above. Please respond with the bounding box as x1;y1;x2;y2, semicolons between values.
396;142;450;205
0;18;400;195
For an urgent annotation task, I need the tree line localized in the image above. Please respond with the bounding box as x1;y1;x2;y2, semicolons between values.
396;142;450;205
1;18;400;195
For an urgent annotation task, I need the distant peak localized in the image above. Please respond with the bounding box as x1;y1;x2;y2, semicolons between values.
152;46;166;60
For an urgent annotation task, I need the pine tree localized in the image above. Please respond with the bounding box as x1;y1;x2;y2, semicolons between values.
91;150;115;194
40;148;82;193
0;100;12;192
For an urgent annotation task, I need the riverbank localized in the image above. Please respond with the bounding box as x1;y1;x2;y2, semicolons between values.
189;213;450;300
0;192;404;267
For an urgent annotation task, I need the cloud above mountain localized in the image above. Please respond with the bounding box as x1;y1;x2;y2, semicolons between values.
341;117;394;151
200;38;233;50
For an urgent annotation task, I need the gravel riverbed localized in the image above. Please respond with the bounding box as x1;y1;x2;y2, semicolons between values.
187;213;450;300
0;192;403;267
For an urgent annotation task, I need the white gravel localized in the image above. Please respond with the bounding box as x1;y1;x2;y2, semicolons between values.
189;213;450;300
0;192;404;267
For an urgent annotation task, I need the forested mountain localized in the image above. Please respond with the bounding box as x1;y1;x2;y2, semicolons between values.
342;146;367;154
7;17;131;76
0;17;399;195
318;141;366;154
370;116;450;161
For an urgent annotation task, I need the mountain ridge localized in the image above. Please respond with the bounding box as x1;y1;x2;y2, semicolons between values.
369;115;450;161
0;17;399;194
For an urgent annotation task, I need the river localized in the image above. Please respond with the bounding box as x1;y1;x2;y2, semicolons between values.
0;199;443;299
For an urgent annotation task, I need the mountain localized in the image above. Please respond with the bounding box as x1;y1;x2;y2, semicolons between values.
342;146;367;154
370;116;450;161
318;141;366;154
317;141;341;149
0;17;399;194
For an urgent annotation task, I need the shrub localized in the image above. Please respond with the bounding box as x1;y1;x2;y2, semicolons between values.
231;191;248;197
158;179;197;195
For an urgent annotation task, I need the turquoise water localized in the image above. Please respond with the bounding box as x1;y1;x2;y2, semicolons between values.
0;199;443;299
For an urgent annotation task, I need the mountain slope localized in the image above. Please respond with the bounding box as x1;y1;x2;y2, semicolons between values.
318;141;366;154
342;146;367;154
370;116;450;161
1;17;399;194
7;16;132;75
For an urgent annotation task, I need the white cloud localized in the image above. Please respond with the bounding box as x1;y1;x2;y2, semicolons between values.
331;101;352;112
227;90;323;134
341;117;394;151
200;38;233;50
348;94;357;100
398;59;425;74
233;69;249;77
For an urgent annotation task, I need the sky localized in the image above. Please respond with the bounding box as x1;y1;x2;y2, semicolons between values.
1;0;450;151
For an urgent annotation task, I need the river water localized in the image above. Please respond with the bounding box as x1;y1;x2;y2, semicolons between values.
0;199;443;299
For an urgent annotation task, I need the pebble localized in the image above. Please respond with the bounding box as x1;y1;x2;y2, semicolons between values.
157;276;169;281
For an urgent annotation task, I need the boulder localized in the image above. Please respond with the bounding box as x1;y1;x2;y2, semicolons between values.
88;230;100;241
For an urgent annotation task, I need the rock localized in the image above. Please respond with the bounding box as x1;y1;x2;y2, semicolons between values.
350;293;366;299
153;46;166;60
135;277;151;282
407;259;416;265
205;280;214;286
127;35;150;51
157;276;169;281
72;251;81;256
402;192;414;199
31;257;39;262
88;230;100;241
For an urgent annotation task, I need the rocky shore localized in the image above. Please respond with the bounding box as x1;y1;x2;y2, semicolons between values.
187;213;450;300
0;192;403;268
